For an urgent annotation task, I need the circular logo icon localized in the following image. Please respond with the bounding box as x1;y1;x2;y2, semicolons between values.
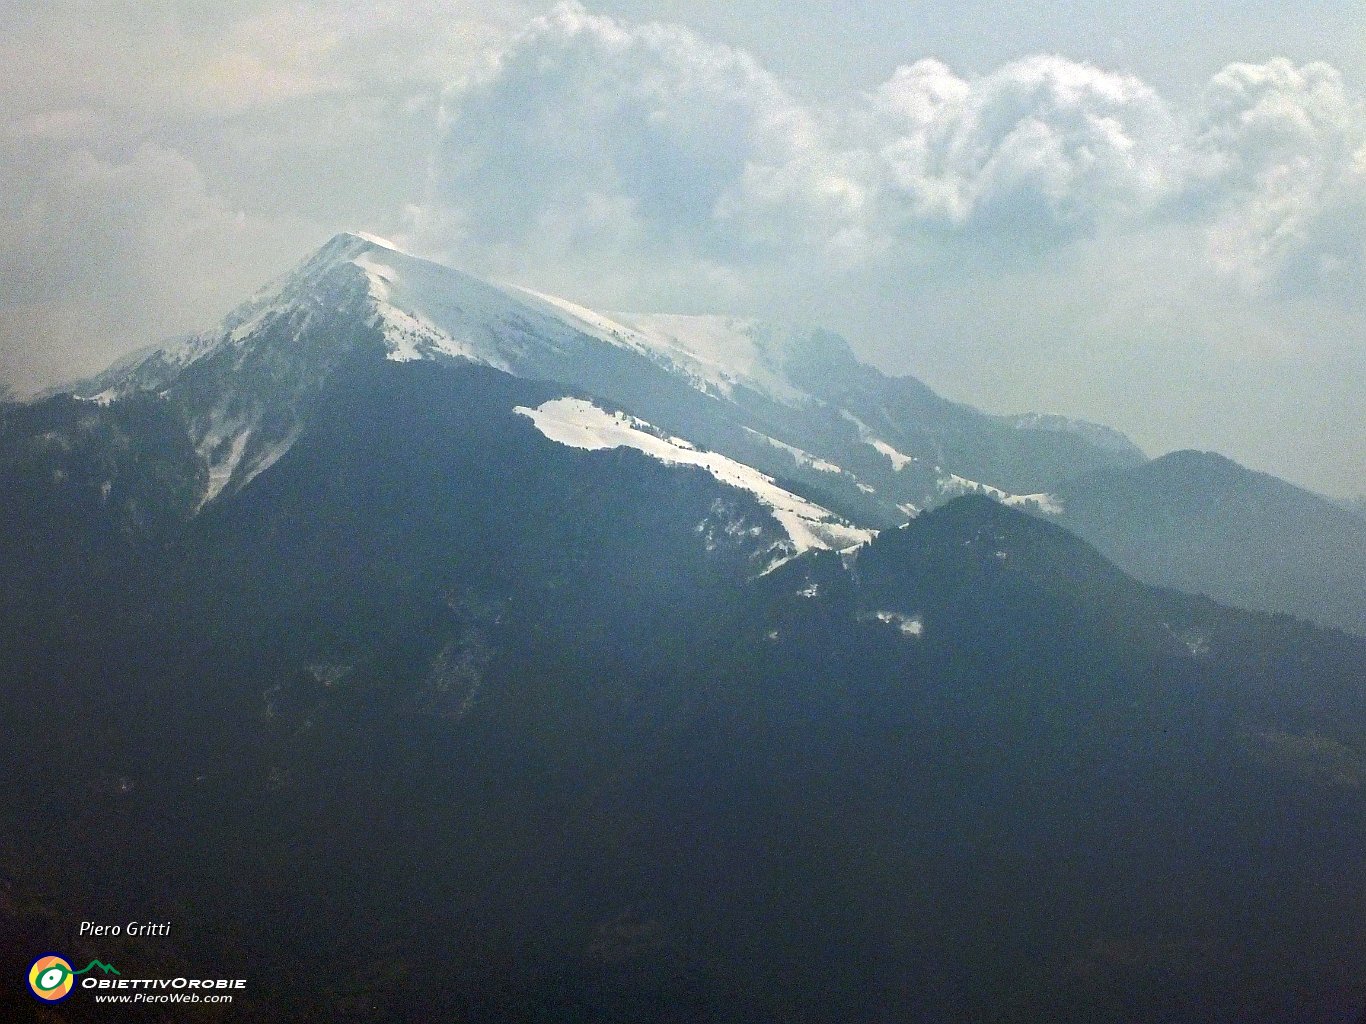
28;954;75;1002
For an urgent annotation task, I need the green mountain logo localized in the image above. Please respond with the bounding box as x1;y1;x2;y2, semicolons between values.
74;960;120;976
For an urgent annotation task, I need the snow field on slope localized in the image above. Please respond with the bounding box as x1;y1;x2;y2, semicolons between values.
515;397;873;559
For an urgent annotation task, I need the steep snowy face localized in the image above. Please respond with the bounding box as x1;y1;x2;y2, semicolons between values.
223;234;831;406
84;232;615;395
245;233;832;403
343;238;610;372
79;232;385;401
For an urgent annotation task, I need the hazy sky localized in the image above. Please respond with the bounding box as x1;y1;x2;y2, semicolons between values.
1;1;1362;495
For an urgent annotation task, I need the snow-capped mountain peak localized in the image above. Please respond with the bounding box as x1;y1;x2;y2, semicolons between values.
346;230;404;251
71;231;1143;525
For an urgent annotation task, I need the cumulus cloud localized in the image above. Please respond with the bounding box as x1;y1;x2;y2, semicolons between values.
415;2;1366;302
864;56;1182;237
414;1;820;302
1192;59;1366;295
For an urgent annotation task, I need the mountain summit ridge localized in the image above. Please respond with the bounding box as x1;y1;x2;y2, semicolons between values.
47;231;1365;632
71;231;1143;523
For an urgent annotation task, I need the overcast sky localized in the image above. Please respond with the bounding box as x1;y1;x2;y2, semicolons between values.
1;1;1362;496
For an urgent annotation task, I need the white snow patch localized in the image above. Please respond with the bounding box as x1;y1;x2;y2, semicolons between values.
510;287;643;354
200;428;250;507
1166;624;1212;659
163;331;228;366
1003;492;1065;515
192;406;302;508
839;410;914;470
937;473;1064;514
743;427;843;473
511;289;811;405
866;610;925;637
869;438;914;471
516;397;873;561
695;499;767;553
938;472;1012;502
237;428;300;492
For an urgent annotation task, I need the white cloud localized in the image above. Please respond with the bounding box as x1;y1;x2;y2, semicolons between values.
417;0;816;301
416;6;1365;304
1192;59;1366;296
865;56;1182;236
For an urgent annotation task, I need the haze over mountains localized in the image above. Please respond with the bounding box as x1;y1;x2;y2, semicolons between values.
64;232;1366;635
2;233;1364;1022
1055;452;1366;637
73;232;1138;526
